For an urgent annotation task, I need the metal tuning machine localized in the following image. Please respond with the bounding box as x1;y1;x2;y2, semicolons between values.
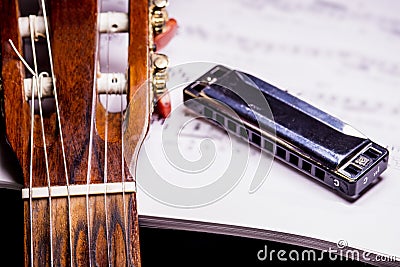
149;0;177;118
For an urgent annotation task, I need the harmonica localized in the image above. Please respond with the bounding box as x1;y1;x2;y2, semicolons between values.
183;65;389;199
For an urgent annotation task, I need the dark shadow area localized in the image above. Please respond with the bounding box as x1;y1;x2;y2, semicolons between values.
139;227;374;267
0;189;24;266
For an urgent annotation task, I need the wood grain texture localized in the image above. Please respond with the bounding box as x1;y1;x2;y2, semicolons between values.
49;0;100;186
123;0;151;173
24;193;140;267
1;0;150;184
0;0;31;182
129;0;150;99
1;0;150;265
70;196;90;267
52;197;71;266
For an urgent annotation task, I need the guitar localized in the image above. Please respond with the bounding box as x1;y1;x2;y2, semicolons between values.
0;0;175;265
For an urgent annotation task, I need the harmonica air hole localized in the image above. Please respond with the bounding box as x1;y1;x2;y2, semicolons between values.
344;164;362;176
251;132;261;146
276;146;286;159
364;148;381;159
215;113;225;126
204;107;213;118
314;167;325;180
263;139;274;152
302;161;312;173
227;120;236;132
239;127;248;139
289;154;299;166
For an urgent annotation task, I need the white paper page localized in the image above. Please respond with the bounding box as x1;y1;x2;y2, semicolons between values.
136;0;400;259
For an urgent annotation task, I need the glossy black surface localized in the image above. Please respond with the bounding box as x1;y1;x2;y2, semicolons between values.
196;66;370;169
183;65;390;198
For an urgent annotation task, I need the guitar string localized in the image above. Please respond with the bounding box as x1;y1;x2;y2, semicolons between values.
16;3;135;265
37;73;55;267
27;20;36;265
29;15;54;266
28;77;35;267
118;3;129;261
12;4;133;265
120;5;130;259
38;0;74;264
102;7;131;264
121;70;130;263
84;3;104;266
103;8;112;267
8;18;54;265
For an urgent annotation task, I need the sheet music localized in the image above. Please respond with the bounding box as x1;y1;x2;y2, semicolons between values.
137;0;400;260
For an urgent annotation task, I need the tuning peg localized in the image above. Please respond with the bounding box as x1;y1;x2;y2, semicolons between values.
150;1;176;118
150;0;177;51
151;53;171;118
153;0;168;8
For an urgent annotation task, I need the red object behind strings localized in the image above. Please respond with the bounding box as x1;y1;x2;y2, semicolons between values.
154;18;177;118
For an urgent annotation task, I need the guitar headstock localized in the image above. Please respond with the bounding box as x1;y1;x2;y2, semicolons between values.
0;0;175;265
1;0;175;186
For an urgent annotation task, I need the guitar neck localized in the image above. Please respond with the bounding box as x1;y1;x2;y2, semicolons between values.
25;192;140;266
